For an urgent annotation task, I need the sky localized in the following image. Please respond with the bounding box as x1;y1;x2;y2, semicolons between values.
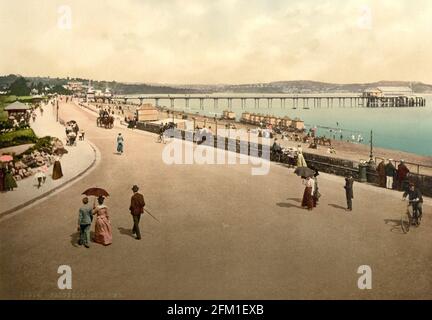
1;0;432;84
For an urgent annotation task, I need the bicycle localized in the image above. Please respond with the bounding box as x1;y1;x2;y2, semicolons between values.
401;200;420;234
156;133;166;144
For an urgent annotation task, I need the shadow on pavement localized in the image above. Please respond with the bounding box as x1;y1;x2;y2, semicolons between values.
384;219;405;234
118;227;135;238
70;232;80;247
287;197;302;203
277;202;304;210
328;203;346;211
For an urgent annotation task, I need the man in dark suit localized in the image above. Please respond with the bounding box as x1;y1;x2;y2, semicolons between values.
344;174;354;211
129;185;145;240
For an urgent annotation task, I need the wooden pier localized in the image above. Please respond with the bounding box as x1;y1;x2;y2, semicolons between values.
92;94;427;110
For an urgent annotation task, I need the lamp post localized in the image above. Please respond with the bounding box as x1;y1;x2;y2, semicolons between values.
56;100;59;122
369;130;374;163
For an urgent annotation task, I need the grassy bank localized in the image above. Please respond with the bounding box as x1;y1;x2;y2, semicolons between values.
0;128;38;148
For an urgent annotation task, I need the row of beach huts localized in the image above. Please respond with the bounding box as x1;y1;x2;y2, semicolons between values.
239;112;305;131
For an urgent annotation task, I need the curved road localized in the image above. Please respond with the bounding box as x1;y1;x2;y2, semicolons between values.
0;101;431;299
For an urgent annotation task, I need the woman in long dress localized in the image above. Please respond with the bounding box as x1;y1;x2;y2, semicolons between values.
52;156;63;180
4;163;17;191
92;196;112;246
116;133;124;154
301;176;314;210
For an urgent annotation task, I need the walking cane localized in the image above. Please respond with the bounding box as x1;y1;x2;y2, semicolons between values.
144;208;160;222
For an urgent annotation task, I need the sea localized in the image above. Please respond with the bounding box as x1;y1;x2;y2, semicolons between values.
127;93;432;157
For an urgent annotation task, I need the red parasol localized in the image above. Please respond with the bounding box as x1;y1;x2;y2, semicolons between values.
0;155;13;163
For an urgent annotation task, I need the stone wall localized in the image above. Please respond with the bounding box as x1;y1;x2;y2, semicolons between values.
135;125;432;197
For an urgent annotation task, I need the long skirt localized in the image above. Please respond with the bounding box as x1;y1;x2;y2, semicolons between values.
52;161;63;180
4;172;17;190
94;215;112;245
301;187;313;210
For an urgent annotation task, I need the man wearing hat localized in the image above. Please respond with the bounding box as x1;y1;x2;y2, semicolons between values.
385;159;396;189
77;197;93;248
129;185;145;240
403;183;423;224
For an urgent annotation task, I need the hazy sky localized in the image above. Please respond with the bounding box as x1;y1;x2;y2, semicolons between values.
1;0;431;84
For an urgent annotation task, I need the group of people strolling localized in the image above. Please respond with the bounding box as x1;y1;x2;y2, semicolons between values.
77;185;146;248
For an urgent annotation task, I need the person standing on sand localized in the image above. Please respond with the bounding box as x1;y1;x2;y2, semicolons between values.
344;174;354;211
385;159;396;189
129;185;145;240
376;159;386;188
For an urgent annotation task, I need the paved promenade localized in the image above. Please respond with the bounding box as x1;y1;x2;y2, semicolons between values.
0;103;97;217
0;101;431;299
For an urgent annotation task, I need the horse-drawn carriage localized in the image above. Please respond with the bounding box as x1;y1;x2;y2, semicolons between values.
97;116;114;129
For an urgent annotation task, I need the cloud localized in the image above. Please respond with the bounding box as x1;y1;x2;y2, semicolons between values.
0;0;432;84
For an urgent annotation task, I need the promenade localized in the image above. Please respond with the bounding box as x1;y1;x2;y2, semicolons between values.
0;103;97;217
0;100;431;299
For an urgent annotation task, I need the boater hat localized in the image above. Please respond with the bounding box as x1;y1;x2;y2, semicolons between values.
132;185;139;192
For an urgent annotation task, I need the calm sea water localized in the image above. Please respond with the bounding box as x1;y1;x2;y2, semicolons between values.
129;93;432;156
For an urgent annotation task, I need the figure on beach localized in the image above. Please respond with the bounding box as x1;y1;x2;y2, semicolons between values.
385;160;396;189
301;176;314;210
0;167;5;192
129;185;146;240
92;196;112;246
344;174;354;211
77;197;93;248
117;133;124;154
52;156;63;180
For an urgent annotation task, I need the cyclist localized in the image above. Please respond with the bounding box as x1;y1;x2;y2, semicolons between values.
402;183;423;225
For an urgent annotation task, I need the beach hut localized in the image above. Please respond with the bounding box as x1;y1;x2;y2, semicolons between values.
137;103;158;122
241;112;251;123
281;116;292;128
291;118;304;131
222;110;236;120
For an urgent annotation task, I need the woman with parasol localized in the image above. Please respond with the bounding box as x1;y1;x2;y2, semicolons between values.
83;188;112;246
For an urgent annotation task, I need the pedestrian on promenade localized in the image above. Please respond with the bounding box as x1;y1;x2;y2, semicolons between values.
129;185;145;240
92;196;112;246
312;169;320;207
52;156;63;180
376;159;386;188
297;150;307;167
385;159;396;189
344;173;354;211
0;166;5;192
35;169;46;189
4;163;17;191
77;197;93;248
397;160;410;191
301;177;314;211
117;133;124;154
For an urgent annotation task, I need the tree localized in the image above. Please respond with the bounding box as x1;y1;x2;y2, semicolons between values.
8;77;31;96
